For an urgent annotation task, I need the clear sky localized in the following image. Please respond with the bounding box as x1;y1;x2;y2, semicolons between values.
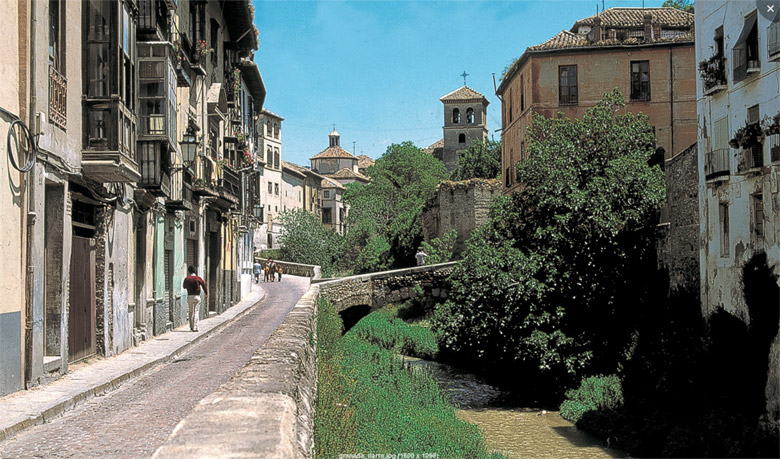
252;0;668;167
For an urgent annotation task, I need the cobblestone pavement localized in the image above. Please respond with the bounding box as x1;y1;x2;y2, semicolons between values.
0;276;310;459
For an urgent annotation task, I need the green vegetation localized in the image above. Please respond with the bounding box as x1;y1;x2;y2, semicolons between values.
342;142;449;273
559;375;623;424
419;229;457;265
315;298;502;458
277;208;342;277
433;90;665;391
661;0;693;13
451;139;501;181
349;305;438;359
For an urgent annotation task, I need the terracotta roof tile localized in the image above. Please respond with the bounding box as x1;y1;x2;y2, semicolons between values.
440;86;489;103
310;146;357;160
321;176;344;190
356;155;375;169
572;7;694;29
329;167;370;182
261;108;284;120
528;30;588;51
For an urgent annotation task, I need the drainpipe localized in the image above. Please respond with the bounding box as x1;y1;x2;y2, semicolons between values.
24;0;38;388
670;46;675;157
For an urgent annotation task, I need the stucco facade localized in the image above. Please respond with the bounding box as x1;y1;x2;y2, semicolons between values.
696;0;780;425
256;109;283;249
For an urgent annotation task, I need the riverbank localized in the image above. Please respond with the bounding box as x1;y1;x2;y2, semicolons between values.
315;299;502;458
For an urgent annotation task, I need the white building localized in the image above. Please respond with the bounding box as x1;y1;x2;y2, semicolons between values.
696;0;780;424
256;109;284;249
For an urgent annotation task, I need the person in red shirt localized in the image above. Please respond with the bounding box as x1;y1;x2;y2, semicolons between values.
182;266;208;332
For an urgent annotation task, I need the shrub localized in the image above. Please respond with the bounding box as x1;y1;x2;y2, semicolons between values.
419;229;457;265
559;374;624;424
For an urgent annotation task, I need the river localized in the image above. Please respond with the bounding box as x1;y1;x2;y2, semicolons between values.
403;356;627;459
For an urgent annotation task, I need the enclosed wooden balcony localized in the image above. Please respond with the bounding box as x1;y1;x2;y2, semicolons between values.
704;148;730;180
166;168;194;211
138;42;177;148
138;141;171;197
218;165;241;205
192;156;219;198
82;101;141;183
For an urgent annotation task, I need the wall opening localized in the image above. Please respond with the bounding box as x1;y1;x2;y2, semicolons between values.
339;304;371;333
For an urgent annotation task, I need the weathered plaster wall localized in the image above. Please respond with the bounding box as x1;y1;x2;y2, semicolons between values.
664;143;701;294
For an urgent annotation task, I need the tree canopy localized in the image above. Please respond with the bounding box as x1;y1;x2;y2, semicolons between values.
433;90;666;388
277;208;342;276
451;139;501;181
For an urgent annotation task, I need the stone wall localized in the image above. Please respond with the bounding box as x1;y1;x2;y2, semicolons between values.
153;285;319;459
664;143;701;294
317;262;457;312
256;258;321;280
422;179;501;254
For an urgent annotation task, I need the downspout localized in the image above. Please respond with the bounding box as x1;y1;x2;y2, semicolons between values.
24;0;38;388
670;46;675;157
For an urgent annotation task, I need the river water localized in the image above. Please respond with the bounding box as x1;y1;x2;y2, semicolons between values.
403;357;627;459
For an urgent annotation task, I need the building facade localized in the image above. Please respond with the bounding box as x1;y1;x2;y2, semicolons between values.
0;0;266;397
497;7;697;194
695;0;780;425
256;109;283;249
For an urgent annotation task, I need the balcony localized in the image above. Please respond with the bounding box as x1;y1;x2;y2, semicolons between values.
138;141;171;197
770;134;780;163
82;101;141;183
167;169;194;210
699;55;727;96
770;22;780;62
704;148;730;180
218;165;241;205
192;156;219;198
137;0;170;41
736;144;765;174
138;43;177;147
175;34;193;87
49;65;67;129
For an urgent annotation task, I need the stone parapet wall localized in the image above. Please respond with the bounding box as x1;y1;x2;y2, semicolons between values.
153;285;319;459
317;262;457;312
256;258;321;280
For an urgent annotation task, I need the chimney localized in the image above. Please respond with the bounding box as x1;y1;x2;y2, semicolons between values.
590;17;602;42
643;13;653;41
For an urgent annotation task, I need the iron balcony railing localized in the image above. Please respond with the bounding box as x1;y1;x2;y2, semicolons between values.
49;65;67;129
704;148;730;179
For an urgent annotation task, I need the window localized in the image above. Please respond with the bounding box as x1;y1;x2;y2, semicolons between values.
505;167;511;187
322;208;332;224
266;120;272;136
49;0;65;71
558;65;578;105
466;108;474;124
508;88;513;124
520;74;525;112
747;104;764;168
508;148;514;186
458;133;466;144
268;182;272;194
630;61;650;101
274;148;280;169
452;108;461;124
719;203;729;257
274;183;279;195
324;190;330;198
752;194;764;246
733;12;759;82
274;123;279;139
267;147;272;164
210;19;219;66
770;9;780;56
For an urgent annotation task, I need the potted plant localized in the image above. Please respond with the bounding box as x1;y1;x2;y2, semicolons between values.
193;40;213;60
763;112;780;136
243;151;254;166
731;122;764;149
698;54;726;91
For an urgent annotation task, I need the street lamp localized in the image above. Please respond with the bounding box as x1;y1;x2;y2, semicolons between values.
252;203;263;221
180;131;199;165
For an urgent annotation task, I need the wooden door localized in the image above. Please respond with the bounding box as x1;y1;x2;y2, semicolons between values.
68;236;96;362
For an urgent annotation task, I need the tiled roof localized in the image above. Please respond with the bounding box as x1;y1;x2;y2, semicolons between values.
310;146;357;160
281;160;307;178
261;108;284;121
422;139;444;155
329;167;370;182
528;30;587;51
572;7;694;29
356;155;375;169
440;86;488;102
321;176;344;190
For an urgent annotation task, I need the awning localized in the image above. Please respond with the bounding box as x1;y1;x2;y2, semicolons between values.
735;12;757;47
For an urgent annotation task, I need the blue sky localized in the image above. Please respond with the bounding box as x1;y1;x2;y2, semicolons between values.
252;0;667;167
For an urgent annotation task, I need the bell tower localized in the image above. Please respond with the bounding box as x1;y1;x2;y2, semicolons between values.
439;84;490;172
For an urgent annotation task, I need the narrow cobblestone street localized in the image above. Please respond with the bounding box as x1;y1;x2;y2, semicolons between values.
0;277;309;459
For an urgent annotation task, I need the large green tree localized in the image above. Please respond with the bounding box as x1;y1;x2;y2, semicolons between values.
277;208;342;276
451;139;501;181
433;90;666;390
343;141;449;272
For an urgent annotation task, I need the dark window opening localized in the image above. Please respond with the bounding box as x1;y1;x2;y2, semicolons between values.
458;133;466;144
466;108;474;123
559;65;578;105
322;207;332;224
630;60;650;101
210;19;219;66
520;74;525;112
753;194;764;246
733;12;759;82
720;203;730;257
452;108;461;124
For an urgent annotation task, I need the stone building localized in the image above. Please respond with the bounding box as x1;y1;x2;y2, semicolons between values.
282;160;324;218
695;0;780;425
0;0;266;398
497;7;697;194
425;86;490;172
421;179;502;254
256;109;283;249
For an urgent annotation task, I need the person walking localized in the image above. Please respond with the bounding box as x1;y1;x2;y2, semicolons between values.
183;266;208;332
253;260;262;283
415;248;428;266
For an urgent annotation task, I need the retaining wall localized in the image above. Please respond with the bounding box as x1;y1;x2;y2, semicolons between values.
256;258;321;280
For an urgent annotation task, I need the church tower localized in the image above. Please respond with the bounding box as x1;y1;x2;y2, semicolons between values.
439;85;490;172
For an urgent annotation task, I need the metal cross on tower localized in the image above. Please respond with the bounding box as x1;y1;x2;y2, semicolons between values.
461;71;469;85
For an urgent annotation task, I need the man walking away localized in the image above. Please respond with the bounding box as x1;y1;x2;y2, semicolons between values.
183;266;208;332
415;248;428;266
253;260;262;283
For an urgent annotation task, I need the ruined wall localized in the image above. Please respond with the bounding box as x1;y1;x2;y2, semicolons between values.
664;143;701;294
422;179;501;253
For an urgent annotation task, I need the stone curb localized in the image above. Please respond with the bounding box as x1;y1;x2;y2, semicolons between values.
153;284;319;459
0;286;266;443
